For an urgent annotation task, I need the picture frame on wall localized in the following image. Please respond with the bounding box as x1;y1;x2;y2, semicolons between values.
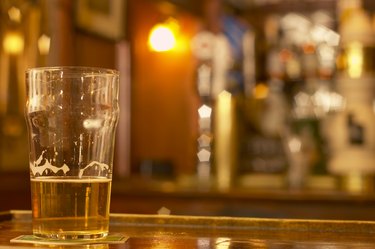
75;0;126;40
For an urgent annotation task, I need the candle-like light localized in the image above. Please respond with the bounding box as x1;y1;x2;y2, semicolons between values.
148;18;179;52
8;6;21;23
3;31;24;55
38;34;51;55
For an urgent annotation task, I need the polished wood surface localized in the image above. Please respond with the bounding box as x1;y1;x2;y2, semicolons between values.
1;210;375;248
3;172;375;222
110;177;375;221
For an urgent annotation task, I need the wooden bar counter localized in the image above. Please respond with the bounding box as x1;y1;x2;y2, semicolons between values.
3;172;375;221
1;210;375;248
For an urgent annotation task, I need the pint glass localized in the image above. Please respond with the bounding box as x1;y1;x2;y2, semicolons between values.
25;67;119;240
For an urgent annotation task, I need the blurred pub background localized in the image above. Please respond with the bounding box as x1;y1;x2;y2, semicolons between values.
2;0;375;220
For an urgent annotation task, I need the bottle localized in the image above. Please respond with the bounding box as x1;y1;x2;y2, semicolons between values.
327;0;375;192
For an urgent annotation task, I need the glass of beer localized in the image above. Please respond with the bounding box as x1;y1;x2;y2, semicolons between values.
25;67;119;240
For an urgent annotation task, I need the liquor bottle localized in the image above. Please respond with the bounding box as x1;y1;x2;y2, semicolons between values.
327;0;375;192
237;14;290;188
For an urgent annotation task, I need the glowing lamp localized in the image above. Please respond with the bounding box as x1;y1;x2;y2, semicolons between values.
148;19;178;52
3;31;24;55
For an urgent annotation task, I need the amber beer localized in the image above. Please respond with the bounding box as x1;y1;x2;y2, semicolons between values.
31;177;111;239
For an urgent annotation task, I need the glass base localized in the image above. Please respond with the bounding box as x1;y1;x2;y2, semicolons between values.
33;232;108;241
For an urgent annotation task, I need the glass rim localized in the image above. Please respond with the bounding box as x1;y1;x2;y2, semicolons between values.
26;66;119;76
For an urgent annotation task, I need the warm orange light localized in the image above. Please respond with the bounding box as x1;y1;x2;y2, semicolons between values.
148;19;179;52
253;83;269;99
3;31;24;55
8;6;21;23
347;41;363;78
38;34;51;55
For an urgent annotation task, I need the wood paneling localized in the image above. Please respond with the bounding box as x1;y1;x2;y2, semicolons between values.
74;32;116;69
128;0;201;175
